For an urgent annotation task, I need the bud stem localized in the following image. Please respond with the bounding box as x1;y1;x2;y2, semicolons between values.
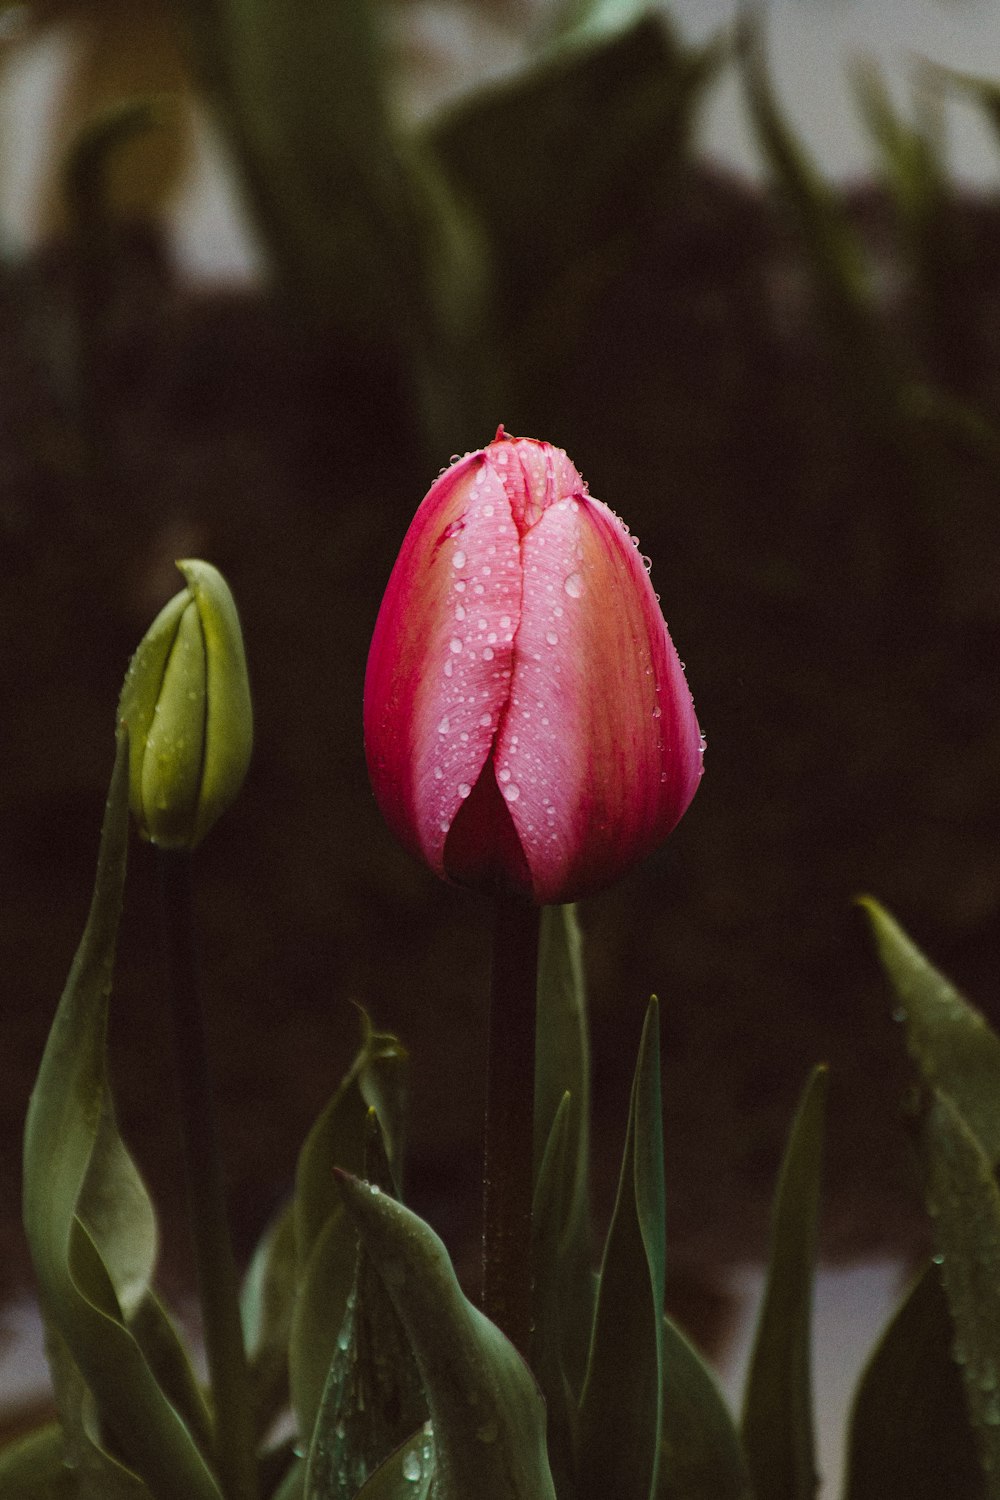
157;849;258;1500
481;894;541;1356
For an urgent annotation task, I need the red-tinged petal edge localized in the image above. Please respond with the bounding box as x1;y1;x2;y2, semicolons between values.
364;450;523;879
494;492;702;904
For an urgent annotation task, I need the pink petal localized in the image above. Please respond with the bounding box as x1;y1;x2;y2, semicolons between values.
495;493;702;903
364;453;523;878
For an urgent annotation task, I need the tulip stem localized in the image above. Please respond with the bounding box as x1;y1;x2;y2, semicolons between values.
482;894;541;1356
157;849;258;1500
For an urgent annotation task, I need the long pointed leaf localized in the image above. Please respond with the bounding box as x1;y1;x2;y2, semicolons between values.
740;1065;827;1500
577;998;665;1500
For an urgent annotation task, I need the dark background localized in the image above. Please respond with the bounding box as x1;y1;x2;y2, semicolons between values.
3;11;1000;1342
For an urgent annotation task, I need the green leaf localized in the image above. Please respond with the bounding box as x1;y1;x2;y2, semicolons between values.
336;1175;556;1500
531;1093;581;1498
577;997;665;1500
659;1317;753;1500
241;1203;296;1440
919;1089;1000;1492
846;1260;985;1500
534;904;593;1394
127;1295;214;1461
290;1015;407;1444
352;1429;436;1500
22;735;222;1500
304;1113;426;1500
847;899;1000;1500
741;1065;827;1500
42;1321;152;1499
429;16;721;382
860;898;1000;1165
0;1425;77;1499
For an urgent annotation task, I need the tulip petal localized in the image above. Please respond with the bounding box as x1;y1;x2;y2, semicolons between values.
496;495;702;903
364;454;523;879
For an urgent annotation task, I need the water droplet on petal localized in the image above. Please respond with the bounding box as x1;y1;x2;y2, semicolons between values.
503;783;520;802
458;783;471;799
499;615;512;630
450;638;462;654
483;647;494;661
564;572;584;598
498;768;511;783
452;550;466;569
455;605;466;621
545;630;558;645
438;716;450;734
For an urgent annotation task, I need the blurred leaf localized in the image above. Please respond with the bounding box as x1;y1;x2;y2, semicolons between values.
0;1425;76;1499
860;899;1000;1165
63;96;168;242
337;1176;556;1500
127;1295;214;1461
290;1015;407;1444
577;998;665;1500
43;1320;152;1499
22;735;221;1500
429;16;724;385
741;1065;827;1500
846;1263;984;1500
919;1089;1000;1489
659;1317;753;1500
304;1114;425;1500
534;904;593;1394
172;0;488;440
241;1203;296;1440
271;1457;305;1500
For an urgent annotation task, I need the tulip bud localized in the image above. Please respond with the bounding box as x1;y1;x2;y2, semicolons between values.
118;559;253;850
364;429;703;905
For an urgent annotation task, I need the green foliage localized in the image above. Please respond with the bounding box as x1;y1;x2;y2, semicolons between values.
741;1067;827;1500
577;999;665;1500
338;1176;556;1500
19;735;221;1500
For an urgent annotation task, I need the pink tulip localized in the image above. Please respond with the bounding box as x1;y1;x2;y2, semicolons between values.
364;429;703;905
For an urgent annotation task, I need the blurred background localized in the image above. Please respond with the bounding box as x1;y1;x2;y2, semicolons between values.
2;0;1000;1423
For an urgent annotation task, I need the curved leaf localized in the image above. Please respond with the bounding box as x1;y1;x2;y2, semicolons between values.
740;1065;827;1500
336;1175;556;1500
659;1317;752;1500
304;1114;425;1500
290;1015;407;1442
846;1262;983;1500
241;1204;296;1440
22;735;221;1500
0;1425;76;1499
577;997;665;1500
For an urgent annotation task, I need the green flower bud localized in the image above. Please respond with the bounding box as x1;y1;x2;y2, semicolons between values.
118;559;252;849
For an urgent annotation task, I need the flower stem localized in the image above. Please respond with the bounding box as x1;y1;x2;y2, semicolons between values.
157;849;258;1500
481;894;541;1356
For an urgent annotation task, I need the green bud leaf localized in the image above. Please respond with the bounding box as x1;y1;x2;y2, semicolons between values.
118;559;252;850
